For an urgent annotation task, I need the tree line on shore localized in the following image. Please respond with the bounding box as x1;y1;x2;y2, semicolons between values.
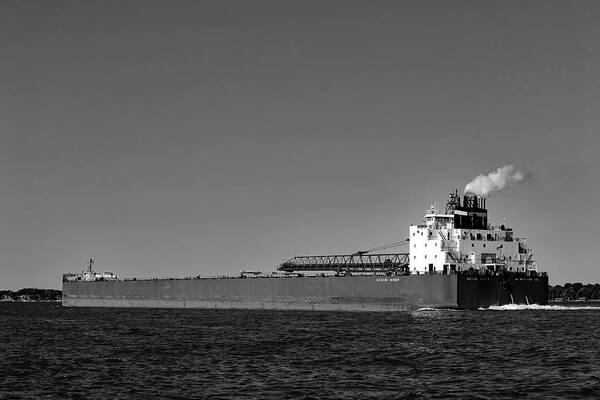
549;283;600;301
0;288;62;301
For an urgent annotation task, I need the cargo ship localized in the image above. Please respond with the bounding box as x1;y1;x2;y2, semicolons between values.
62;191;548;311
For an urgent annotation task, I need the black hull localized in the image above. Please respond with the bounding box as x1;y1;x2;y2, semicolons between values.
457;274;549;308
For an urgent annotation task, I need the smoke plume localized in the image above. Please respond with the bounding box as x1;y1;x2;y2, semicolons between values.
464;165;527;196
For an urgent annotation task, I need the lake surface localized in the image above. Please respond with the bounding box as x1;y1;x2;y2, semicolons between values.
1;302;599;399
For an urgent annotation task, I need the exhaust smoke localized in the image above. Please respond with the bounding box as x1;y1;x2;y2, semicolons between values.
464;165;527;196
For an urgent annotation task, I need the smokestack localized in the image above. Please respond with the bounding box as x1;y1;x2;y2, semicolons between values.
464;165;527;196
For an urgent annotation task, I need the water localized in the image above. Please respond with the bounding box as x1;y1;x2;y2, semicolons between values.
1;303;599;399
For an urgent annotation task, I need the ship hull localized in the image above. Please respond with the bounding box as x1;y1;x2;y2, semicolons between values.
62;274;548;311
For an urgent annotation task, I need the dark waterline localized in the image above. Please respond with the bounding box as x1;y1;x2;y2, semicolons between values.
1;303;599;399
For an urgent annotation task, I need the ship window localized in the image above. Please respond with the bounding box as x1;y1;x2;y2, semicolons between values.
435;255;437;259
414;244;416;248
472;243;474;247
509;256;512;260
483;244;486;248
414;256;416;260
424;255;427;259
425;243;427;247
413;233;415;236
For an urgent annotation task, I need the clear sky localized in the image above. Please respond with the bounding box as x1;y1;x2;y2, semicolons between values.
1;1;598;289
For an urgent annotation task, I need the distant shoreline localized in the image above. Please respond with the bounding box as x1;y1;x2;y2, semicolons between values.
549;299;600;304
549;283;600;301
0;288;61;302
0;301;62;304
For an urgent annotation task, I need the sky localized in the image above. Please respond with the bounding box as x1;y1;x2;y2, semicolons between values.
1;0;599;289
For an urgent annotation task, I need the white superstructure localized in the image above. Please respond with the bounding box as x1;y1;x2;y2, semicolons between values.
409;190;536;275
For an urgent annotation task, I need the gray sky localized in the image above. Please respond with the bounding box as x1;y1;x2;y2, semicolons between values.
1;0;599;289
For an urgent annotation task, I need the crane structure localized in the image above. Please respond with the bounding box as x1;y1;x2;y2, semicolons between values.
278;240;410;274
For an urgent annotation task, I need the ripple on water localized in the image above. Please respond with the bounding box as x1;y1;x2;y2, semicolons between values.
0;303;598;399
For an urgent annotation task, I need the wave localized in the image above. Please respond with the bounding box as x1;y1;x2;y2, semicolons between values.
479;304;600;311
